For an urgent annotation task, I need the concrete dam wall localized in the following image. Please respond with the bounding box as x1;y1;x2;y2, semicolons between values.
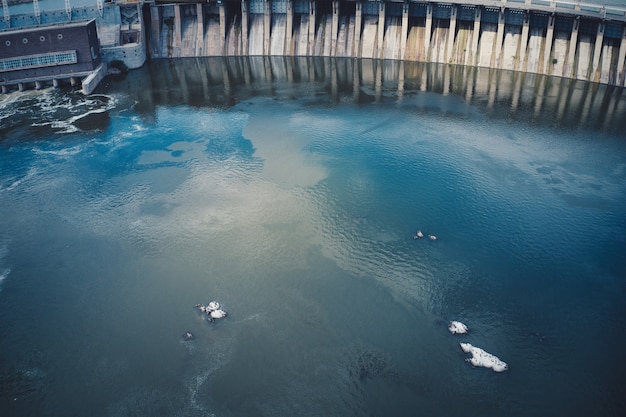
147;0;626;86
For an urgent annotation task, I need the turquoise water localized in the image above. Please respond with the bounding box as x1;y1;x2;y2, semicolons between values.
1;58;626;416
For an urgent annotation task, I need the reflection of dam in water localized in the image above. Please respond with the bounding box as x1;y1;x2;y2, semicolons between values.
148;0;626;86
132;56;626;133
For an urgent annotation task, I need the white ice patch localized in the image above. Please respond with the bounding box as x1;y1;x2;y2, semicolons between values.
460;343;508;372
448;321;468;334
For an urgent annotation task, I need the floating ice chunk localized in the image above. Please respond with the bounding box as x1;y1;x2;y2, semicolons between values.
460;343;508;372
448;321;468;334
209;309;227;319
195;301;227;322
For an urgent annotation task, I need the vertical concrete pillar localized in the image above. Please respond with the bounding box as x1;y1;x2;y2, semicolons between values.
470;7;481;67
517;12;530;72
150;5;161;57
264;0;271;55
308;0;316;56
18;83;25;91
52;79;60;88
242;0;249;55
196;3;204;56
286;0;293;55
1;85;8;94
565;17;579;78
493;8;505;69
424;3;433;61
219;3;227;55
35;81;42;90
591;22;605;82
377;0;385;59
542;14;555;74
354;0;362;57
616;26;626;87
174;4;182;56
446;5;457;64
331;0;339;56
400;0;409;60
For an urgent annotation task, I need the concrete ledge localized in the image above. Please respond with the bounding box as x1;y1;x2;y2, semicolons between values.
81;62;108;95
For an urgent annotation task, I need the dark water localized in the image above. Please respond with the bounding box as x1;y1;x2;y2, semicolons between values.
1;57;625;417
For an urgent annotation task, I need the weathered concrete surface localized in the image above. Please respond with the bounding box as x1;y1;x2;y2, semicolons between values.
143;1;626;86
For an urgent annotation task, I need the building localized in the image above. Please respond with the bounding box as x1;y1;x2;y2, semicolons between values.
0;0;146;94
0;19;100;86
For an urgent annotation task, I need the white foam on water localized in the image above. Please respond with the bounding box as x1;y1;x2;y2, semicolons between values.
32;144;86;157
460;342;508;372
28;92;118;134
33;120;79;134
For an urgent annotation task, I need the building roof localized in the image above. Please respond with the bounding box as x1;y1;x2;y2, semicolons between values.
0;18;96;36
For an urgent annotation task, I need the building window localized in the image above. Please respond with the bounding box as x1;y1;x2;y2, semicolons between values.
0;50;78;72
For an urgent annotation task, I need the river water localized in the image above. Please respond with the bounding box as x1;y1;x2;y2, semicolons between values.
1;57;625;416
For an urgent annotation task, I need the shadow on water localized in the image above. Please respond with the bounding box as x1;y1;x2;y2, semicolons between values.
103;56;626;137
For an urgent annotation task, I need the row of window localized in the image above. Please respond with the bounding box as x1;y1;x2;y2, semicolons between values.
0;51;77;72
3;34;64;47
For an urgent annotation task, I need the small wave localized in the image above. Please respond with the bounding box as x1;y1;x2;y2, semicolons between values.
235;313;265;323
0;268;9;287
0;177;22;192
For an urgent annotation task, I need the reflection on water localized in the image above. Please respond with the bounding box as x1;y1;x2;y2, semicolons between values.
1;56;625;417
109;56;626;136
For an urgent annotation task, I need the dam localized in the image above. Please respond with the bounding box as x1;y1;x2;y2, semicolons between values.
2;0;626;92
147;0;626;86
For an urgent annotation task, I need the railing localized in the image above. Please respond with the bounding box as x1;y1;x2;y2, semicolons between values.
396;0;626;22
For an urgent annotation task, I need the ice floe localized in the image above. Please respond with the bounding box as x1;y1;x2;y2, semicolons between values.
460;343;508;372
448;321;468;334
195;301;228;322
